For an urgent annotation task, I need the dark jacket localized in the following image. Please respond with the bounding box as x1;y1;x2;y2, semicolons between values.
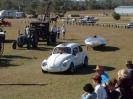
117;77;133;99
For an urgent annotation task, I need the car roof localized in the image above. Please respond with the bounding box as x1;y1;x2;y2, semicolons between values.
56;43;80;49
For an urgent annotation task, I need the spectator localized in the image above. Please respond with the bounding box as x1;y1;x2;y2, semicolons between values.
126;60;133;79
25;25;30;38
61;24;66;39
57;27;60;39
116;69;133;99
95;65;109;85
105;78;120;99
51;25;58;43
81;83;97;99
92;75;107;99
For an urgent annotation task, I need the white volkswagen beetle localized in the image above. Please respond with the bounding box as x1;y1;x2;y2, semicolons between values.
41;43;88;73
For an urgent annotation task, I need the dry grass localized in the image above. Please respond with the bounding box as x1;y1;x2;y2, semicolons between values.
0;16;133;99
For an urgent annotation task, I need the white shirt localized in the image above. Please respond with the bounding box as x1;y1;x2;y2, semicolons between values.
61;26;66;33
25;27;30;37
52;26;58;33
95;84;107;99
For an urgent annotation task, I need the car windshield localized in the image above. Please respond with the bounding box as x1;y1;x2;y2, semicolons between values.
53;47;71;54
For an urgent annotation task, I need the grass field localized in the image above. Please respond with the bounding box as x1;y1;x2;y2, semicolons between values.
0;15;133;99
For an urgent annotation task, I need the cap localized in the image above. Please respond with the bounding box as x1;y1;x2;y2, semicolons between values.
126;60;133;69
96;65;104;70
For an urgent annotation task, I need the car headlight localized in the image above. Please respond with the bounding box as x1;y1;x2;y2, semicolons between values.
42;61;47;67
62;60;69;67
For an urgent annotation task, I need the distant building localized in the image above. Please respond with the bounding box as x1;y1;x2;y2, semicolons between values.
0;10;25;18
115;6;133;15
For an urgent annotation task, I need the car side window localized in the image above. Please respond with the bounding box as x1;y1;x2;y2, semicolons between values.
72;47;78;56
78;46;83;52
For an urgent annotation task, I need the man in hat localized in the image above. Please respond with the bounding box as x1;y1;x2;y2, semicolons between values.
92;75;107;99
126;60;133;79
95;65;109;85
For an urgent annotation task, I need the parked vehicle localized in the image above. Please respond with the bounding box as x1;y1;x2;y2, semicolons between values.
127;22;133;28
12;30;38;49
85;35;107;48
41;43;88;73
0;27;6;56
80;16;96;24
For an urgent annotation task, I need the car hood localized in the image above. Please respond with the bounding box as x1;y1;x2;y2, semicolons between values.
47;53;72;67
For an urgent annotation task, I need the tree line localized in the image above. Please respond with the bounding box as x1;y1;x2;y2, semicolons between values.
0;0;133;15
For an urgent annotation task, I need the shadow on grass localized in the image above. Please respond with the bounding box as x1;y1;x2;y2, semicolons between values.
44;65;115;75
48;41;67;47
64;38;79;41
3;55;32;59
14;46;53;51
0;58;18;67
73;65;115;75
93;46;120;52
31;47;53;51
0;55;32;67
0;83;48;86
5;39;15;43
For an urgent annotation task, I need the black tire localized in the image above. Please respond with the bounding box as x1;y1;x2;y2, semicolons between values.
84;57;88;67
18;44;23;48
12;40;17;49
42;69;47;73
69;63;75;73
32;38;38;48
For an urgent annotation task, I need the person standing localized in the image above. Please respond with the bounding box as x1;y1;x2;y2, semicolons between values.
92;75;107;99
25;25;30;37
57;27;60;39
51;25;58;43
61;24;66;39
105;78;120;99
126;60;133;79
116;69;133;99
95;65;109;85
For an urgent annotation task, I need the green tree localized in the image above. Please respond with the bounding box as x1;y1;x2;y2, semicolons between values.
112;12;120;20
1;0;14;10
87;0;96;9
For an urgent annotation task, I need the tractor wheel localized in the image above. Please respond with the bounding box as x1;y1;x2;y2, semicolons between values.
12;40;17;49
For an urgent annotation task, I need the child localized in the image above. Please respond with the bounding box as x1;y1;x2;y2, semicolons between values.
81;83;97;99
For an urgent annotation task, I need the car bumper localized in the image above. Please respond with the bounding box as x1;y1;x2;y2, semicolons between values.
41;65;69;72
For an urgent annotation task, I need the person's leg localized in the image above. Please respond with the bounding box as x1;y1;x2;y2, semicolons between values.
63;32;65;39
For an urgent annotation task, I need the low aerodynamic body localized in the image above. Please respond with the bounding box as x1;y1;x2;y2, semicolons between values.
85;35;107;47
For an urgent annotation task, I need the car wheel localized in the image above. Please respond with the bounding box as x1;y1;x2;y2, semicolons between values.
42;69;47;73
84;57;88;67
69;63;75;73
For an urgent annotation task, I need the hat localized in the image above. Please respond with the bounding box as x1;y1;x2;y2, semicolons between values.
96;65;103;70
126;60;133;69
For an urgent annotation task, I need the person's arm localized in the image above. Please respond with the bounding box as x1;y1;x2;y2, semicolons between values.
81;93;91;99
